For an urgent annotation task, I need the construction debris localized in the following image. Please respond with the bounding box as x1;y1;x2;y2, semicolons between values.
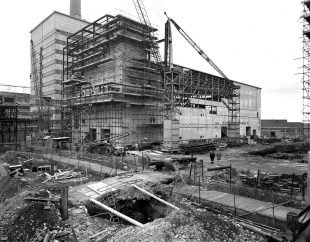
42;169;82;183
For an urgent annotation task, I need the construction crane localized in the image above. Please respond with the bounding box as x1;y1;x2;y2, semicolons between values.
132;0;165;73
164;12;228;79
164;13;241;142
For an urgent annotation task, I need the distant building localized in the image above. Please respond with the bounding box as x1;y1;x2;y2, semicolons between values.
261;119;302;138
0;90;34;146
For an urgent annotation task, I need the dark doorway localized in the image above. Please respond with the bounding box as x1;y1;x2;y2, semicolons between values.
246;126;251;136
90;128;96;142
221;127;227;138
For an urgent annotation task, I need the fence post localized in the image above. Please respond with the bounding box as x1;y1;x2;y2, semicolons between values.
101;156;103;176
193;162;196;185
272;187;275;227
134;155;137;172
291;173;295;197
114;156;117;176
60;186;69;220
189;162;193;177
307;151;310;201
233;183;236;215
302;173;306;200
230;164;232;191
142;150;144;171
198;175;201;203
256;169;260;188
201;159;204;179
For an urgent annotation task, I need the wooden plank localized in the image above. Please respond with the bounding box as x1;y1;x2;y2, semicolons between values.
60;186;69;220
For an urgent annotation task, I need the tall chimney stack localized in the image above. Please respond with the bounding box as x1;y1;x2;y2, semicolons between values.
70;0;81;19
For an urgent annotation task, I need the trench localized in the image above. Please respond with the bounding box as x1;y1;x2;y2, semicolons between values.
85;183;174;225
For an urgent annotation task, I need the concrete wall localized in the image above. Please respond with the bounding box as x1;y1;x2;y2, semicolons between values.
176;83;261;141
238;83;261;137
71;103;163;145
30;12;88;132
31;12;88;101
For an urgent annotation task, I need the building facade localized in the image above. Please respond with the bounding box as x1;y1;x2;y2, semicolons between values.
168;72;261;142
30;11;88;133
0;90;33;146
30;10;261;147
62;15;163;145
261;120;302;138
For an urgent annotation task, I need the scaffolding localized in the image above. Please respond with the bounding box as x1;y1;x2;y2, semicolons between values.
0;85;33;149
163;65;240;145
30;40;54;134
302;1;310;144
62;14;164;148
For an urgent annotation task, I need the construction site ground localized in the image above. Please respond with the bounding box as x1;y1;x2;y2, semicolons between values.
0;142;307;241
185;188;301;222
193;142;308;175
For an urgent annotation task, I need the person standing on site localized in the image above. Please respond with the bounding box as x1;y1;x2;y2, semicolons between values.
210;150;215;164
216;150;222;165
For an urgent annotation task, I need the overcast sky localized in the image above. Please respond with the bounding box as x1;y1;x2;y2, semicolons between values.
0;0;303;122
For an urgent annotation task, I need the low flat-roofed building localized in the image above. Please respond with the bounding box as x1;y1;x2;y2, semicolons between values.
261;119;302;138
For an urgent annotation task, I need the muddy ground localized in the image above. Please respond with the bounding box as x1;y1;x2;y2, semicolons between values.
2;142;305;241
193;142;309;175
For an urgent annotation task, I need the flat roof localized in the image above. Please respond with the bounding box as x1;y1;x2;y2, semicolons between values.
30;10;89;33
173;64;261;90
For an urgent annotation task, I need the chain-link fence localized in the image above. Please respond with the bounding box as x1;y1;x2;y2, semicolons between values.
22;139;153;177
182;162;308;231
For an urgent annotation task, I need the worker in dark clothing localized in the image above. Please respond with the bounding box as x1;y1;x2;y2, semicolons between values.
210;150;215;164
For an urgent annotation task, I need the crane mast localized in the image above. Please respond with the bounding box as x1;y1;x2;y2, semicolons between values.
132;0;164;72
165;12;228;80
164;13;240;143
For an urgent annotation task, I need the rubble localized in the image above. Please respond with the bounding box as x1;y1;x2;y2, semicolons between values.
0;148;285;241
107;209;264;242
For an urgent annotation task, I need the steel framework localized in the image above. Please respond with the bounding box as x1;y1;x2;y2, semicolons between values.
302;1;310;144
30;40;52;134
163;17;241;142
62;14;164;147
0;85;33;149
163;66;240;135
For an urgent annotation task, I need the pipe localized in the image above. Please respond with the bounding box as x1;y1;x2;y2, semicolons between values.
132;184;179;210
89;198;144;227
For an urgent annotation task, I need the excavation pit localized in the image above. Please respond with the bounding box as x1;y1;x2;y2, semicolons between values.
85;184;174;225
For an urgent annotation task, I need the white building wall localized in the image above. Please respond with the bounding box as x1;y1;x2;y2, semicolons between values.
237;83;261;137
178;84;261;140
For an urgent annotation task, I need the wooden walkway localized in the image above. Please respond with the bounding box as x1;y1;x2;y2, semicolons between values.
191;190;301;221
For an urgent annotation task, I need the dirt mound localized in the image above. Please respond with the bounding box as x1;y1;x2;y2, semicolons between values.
0;151;41;165
108;209;264;242
2;202;60;241
248;143;308;159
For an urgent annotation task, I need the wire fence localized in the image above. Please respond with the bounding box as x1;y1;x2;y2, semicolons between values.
21;140;151;177
183;162;308;231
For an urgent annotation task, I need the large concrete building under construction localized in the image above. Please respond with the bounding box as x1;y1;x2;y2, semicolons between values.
30;7;88;133
30;0;261;148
